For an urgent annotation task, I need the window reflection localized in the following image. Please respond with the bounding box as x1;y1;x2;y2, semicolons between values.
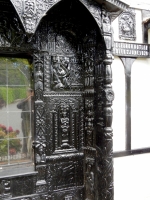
0;57;33;166
17;88;34;156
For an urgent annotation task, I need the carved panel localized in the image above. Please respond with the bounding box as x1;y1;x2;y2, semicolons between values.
46;159;83;191
51;188;84;200
11;176;36;197
44;95;84;153
119;8;136;41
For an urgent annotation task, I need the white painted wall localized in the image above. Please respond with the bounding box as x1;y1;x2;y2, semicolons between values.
112;56;125;151
114;153;150;200
131;58;150;149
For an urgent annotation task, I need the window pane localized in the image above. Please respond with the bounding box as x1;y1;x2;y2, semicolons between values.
0;57;34;167
131;58;150;149
112;56;125;151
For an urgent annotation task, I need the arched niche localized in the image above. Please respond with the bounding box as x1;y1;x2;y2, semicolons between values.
10;0;103;35
33;1;108;199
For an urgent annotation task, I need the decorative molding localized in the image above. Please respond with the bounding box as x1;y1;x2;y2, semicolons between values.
106;0;128;10
113;41;150;57
119;8;136;41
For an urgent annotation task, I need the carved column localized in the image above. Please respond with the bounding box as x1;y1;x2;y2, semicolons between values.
95;7;114;200
33;52;47;194
84;55;96;200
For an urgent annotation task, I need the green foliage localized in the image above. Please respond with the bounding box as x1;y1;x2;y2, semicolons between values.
0;57;33;104
0;87;27;104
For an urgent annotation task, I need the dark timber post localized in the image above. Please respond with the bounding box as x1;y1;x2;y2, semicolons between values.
120;57;136;151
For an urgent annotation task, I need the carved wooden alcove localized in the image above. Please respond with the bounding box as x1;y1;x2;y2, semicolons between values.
0;0;125;199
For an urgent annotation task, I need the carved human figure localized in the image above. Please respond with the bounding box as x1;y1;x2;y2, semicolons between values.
53;56;70;89
85;109;94;146
120;15;134;36
102;9;111;33
35;65;43;90
60;110;69;146
86;163;94;200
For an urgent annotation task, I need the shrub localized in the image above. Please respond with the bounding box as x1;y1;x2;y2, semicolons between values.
0;124;22;157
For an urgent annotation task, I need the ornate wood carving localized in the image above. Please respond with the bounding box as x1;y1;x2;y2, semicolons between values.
119;8;136;41
0;0;114;200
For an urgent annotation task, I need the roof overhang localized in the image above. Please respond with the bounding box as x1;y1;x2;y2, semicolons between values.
95;0;129;21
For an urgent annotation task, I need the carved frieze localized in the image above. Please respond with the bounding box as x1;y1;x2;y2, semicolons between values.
119;8;136;41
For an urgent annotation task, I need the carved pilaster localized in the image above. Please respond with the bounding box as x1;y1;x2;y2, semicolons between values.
95;57;114;199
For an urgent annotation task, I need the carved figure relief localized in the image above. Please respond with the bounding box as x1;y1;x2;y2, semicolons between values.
119;8;136;40
85;158;95;200
48;35;83;91
60;102;70;148
45;96;83;153
52;56;70;90
85;99;94;147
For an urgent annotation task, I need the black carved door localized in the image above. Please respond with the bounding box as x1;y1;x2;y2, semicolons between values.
34;0;105;199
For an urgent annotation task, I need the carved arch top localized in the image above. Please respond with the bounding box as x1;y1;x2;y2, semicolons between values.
10;0;107;35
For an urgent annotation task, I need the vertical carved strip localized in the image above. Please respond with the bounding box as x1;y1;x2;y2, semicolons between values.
95;7;114;200
54;112;58;150
44;53;51;92
79;103;84;150
96;59;114;200
72;112;75;147
33;53;47;195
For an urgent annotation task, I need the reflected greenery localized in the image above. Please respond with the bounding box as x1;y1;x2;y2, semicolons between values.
0;57;33;106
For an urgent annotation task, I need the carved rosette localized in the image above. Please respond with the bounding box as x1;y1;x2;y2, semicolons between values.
119;8;136;41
